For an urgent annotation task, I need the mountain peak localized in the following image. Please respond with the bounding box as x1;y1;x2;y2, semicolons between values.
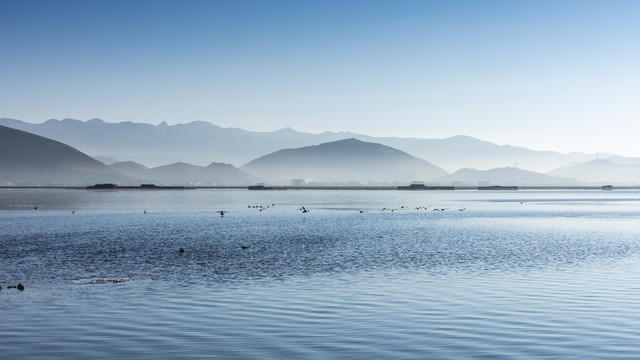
242;138;448;184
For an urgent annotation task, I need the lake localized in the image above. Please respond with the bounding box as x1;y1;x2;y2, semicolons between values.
1;188;640;359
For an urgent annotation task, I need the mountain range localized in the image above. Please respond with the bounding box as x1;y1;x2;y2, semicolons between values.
2;118;640;186
0;118;616;173
111;161;258;186
0;125;257;186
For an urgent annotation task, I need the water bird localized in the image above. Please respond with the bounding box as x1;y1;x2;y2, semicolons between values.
179;247;185;253
217;210;226;216
458;208;466;211
34;204;39;210
241;245;249;249
299;206;310;213
17;283;25;291
72;209;76;214
144;210;147;214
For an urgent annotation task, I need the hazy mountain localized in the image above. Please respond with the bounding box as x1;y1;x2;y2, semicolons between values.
442;167;577;186
370;135;602;174
0;125;126;185
605;155;640;166
111;161;258;186
93;156;120;165
241;138;448;185
0;118;347;168
548;159;640;184
109;161;149;180
0;118;608;173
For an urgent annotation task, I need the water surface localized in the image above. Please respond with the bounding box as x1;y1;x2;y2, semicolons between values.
2;189;640;359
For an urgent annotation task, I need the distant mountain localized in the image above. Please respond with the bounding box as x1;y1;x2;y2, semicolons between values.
241;138;448;185
110;161;257;186
0;125;126;185
604;155;640;166
442;167;577;186
0;118;607;173
0;118;346;168
93;156;120;165
371;135;602;174
548;159;640;184
109;161;150;180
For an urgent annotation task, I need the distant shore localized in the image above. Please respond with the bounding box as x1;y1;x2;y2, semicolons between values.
2;185;640;191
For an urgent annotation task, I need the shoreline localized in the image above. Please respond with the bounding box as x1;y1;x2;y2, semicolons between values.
1;185;639;191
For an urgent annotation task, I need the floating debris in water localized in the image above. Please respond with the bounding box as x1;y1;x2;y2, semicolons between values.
73;278;130;285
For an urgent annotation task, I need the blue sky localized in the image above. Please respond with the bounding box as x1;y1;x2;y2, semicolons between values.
2;0;639;155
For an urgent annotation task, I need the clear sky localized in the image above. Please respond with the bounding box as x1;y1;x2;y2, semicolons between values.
2;0;639;156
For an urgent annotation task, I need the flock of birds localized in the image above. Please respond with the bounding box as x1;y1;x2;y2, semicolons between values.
17;201;469;258
212;204;467;216
173;203;468;254
24;203;467;215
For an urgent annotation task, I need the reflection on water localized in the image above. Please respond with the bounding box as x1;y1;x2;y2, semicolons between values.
1;189;640;359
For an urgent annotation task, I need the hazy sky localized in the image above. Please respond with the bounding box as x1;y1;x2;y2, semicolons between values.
2;0;639;156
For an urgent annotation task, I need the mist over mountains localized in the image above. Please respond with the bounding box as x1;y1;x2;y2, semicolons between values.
0;124;256;186
0;118;606;173
111;161;257;186
2;118;640;186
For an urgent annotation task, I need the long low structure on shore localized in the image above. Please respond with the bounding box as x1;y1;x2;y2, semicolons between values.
1;185;637;191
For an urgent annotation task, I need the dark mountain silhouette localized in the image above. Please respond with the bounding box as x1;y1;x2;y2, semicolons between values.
0;125;126;185
548;159;640;184
0;118;608;173
241;138;448;185
111;161;258;186
442;167;577;186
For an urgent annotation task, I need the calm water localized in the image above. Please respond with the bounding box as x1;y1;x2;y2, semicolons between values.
1;189;640;359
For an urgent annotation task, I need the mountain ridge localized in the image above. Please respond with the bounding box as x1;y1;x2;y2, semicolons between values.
241;138;449;185
0;117;605;173
0;124;126;185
